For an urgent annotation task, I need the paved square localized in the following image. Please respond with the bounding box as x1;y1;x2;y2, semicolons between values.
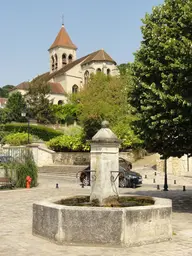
0;173;192;256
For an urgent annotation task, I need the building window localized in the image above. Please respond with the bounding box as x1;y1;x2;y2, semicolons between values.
96;68;101;73
72;84;78;94
84;70;89;84
107;68;111;75
62;53;67;66
58;100;63;105
55;54;58;70
51;56;54;71
68;54;73;63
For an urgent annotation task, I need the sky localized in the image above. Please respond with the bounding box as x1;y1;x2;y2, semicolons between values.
0;0;164;87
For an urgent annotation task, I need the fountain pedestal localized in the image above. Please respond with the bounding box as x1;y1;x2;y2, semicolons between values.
90;121;121;204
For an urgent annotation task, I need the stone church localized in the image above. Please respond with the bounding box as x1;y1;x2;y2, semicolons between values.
11;24;119;104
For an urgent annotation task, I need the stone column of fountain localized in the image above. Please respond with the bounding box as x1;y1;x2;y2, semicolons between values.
90;121;121;205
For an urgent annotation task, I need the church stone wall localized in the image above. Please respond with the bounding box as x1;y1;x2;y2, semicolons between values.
9;89;27;96
65;62;83;93
48;94;67;105
82;62;119;76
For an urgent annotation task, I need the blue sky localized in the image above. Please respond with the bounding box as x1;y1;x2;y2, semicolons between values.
0;0;164;86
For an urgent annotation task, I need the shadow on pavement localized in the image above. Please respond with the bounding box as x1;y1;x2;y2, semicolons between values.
122;189;192;214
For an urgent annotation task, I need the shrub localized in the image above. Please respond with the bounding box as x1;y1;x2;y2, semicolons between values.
0;131;10;144
112;120;143;151
4;132;32;145
47;133;90;152
0;123;63;141
3;150;38;188
61;125;83;136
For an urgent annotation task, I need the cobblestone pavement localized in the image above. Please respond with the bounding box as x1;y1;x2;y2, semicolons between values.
0;173;192;256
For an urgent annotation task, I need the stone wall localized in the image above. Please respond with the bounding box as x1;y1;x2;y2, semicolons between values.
156;155;192;176
33;146;55;167
1;145;55;167
1;145;141;167
53;152;90;165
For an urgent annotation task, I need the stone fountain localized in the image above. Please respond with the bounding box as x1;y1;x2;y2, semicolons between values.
32;121;172;247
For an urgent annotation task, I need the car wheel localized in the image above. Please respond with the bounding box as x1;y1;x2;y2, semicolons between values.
119;178;127;188
82;176;90;186
131;181;136;188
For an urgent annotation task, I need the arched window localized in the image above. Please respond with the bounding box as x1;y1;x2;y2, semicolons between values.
51;56;54;71
72;84;78;94
55;54;58;70
107;68;111;75
96;68;101;73
84;70;89;85
62;53;67;66
58;100;63;105
68;54;73;63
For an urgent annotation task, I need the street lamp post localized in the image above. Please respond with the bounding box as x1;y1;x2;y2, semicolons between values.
21;110;30;144
163;158;168;191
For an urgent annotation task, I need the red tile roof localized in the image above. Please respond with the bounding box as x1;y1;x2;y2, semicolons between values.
81;49;116;65
48;82;66;95
13;81;65;95
49;25;77;50
15;81;30;90
0;98;7;106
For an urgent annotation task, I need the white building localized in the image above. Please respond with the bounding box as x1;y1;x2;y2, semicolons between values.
11;24;119;104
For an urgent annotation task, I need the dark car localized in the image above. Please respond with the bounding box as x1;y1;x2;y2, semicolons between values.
79;158;142;188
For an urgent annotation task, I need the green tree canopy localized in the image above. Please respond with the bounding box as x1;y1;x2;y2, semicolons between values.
130;0;192;158
118;63;132;77
51;103;78;124
0;85;15;98
26;79;55;124
76;73;141;148
6;92;26;122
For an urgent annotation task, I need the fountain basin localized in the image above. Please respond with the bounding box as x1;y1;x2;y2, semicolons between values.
32;195;172;247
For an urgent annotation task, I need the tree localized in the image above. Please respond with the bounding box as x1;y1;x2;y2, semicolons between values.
0;108;12;124
118;63;132;76
51;103;78;124
76;73;141;147
130;0;192;158
0;85;15;97
26;79;55;124
6;92;26;122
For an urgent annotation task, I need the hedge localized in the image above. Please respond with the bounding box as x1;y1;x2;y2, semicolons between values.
0;123;63;141
4;132;33;145
47;134;90;152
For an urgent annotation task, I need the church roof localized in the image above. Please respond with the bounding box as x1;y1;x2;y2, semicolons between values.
49;25;77;50
48;82;66;95
49;49;116;79
81;49;116;65
14;81;30;90
13;80;65;95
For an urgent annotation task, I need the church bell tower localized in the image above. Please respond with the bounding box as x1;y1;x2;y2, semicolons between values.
48;23;77;73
